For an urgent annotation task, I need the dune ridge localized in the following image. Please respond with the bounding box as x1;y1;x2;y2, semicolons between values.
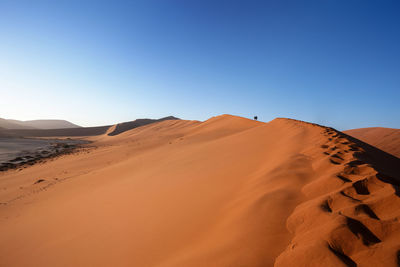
275;120;400;266
0;115;399;266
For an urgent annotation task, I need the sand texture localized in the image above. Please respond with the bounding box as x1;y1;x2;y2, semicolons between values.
0;115;399;266
345;127;400;158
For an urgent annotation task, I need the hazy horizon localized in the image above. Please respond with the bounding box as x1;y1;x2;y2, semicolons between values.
1;0;399;130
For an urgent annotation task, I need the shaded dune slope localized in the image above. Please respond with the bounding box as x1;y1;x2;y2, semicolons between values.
107;116;179;136
344;127;400;158
0;115;399;266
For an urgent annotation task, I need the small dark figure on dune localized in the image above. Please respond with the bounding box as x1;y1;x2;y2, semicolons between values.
254;116;258;121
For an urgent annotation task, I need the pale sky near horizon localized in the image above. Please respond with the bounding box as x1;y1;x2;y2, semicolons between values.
0;0;399;130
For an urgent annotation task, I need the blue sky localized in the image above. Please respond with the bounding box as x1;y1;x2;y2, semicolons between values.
0;0;399;129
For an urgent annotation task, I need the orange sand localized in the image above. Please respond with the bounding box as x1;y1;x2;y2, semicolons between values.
0;115;399;266
345;127;400;158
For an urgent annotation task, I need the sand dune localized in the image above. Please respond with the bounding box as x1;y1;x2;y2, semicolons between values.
0;118;37;130
0;115;399;266
0;116;177;138
345;127;400;158
0;118;80;129
13;119;82;129
107;116;179;136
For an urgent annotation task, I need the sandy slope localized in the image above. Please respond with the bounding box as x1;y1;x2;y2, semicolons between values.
345;127;400;158
0;115;399;266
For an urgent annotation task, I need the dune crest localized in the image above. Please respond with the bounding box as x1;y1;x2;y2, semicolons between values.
0;115;398;266
275;122;400;266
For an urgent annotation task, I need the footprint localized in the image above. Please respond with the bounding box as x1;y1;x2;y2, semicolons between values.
343;165;360;175
321;199;333;212
331;153;344;160
352;179;370;195
337;174;352;183
330;158;342;165
327;242;357;267
354;204;379;220
345;216;381;246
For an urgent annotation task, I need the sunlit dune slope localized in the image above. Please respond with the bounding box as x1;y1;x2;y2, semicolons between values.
345;127;400;158
0;115;399;266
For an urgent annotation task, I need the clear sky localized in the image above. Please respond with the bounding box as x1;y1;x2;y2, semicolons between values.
0;0;399;130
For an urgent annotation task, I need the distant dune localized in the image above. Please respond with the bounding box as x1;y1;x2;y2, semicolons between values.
107;116;179;136
16;119;81;129
345;127;400;158
0;118;37;129
0;118;80;129
0;125;111;138
0;115;399;266
0;116;178;137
